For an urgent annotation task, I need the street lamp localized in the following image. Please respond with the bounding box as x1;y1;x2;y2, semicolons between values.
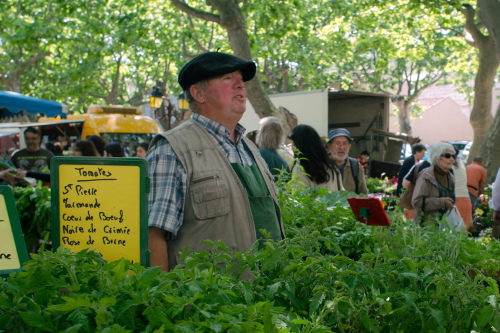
150;86;163;109
177;92;188;111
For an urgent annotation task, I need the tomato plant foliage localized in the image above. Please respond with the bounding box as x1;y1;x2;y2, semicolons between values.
2;184;500;332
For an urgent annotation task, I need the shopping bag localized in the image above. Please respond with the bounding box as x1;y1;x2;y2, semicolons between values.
441;206;465;232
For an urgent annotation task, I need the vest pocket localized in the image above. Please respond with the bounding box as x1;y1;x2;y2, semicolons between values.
190;171;229;219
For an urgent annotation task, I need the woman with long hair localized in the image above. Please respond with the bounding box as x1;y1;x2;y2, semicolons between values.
289;124;343;191
136;142;150;158
74;139;100;157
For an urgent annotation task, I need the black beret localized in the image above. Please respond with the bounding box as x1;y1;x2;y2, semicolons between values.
178;52;256;90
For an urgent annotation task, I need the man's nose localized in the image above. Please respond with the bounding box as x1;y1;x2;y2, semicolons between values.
235;78;244;88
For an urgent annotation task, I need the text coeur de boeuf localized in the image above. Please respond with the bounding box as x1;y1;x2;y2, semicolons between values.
60;167;130;247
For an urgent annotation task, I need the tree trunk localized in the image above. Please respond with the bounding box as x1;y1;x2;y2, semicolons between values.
467;38;499;163
210;0;296;133
171;0;296;135
392;96;412;135
478;0;500;56
1;73;21;92
482;103;500;183
462;4;500;165
477;0;500;183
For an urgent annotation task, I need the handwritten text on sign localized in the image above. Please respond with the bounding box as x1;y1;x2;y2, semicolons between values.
0;194;22;271
58;165;141;263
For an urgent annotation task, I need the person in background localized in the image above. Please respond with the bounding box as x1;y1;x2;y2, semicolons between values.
104;142;125;157
491;167;500;239
17;139;102;183
74;139;100;157
326;128;368;194
412;142;456;224
245;129;258;145
466;156;487;211
11;127;54;173
289;124;343;191
87;135;107;157
146;51;284;273
396;143;427;196
45;142;63;156
452;150;472;230
136;142;150;158
256;117;289;181
53;144;64;156
357;150;370;175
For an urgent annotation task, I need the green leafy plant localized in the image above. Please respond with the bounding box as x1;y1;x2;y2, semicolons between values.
2;183;500;332
12;184;52;253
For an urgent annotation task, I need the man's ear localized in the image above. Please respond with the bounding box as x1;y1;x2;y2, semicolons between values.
190;85;205;103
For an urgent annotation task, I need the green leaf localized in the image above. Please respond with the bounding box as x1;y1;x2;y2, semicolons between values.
266;282;282;300
429;308;444;327
476;305;495;328
309;291;325;316
46;296;93;313
19;311;55;331
60;324;84;333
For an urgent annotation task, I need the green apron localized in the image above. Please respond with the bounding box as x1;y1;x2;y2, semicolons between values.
231;163;282;247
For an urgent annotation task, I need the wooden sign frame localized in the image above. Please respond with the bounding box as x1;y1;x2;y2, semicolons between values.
51;156;150;266
347;197;391;226
0;185;29;275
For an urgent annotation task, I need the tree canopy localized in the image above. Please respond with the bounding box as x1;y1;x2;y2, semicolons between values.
1;0;498;150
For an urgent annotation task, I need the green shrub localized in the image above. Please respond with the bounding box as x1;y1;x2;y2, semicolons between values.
12;184;51;253
2;183;500;332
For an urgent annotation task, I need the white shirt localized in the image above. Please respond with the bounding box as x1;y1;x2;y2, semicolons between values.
453;158;469;197
491;167;500;211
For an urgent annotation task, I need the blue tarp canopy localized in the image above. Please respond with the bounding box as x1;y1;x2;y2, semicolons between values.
0;90;68;119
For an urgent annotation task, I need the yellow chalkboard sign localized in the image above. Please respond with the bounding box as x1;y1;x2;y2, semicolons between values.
51;157;149;265
0;186;29;275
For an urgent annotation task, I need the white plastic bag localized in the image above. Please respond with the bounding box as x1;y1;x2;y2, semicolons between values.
441;206;465;232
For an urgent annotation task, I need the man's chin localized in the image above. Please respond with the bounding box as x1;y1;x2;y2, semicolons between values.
333;155;348;162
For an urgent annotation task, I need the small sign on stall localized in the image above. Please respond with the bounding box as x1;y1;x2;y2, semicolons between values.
0;185;29;275
347;197;391;226
51;157;149;266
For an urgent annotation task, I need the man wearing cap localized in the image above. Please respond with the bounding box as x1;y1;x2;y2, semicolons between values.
146;52;285;273
326;128;368;194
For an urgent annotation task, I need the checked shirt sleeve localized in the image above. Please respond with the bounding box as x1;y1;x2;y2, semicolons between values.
146;137;187;239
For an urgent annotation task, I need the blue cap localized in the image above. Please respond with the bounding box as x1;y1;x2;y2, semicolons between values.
328;128;353;143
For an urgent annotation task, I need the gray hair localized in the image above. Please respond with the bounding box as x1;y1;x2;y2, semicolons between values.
256;117;284;150
428;142;455;165
184;80;208;113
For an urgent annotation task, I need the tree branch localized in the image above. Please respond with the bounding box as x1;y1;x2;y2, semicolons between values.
170;0;221;24
462;4;484;48
188;16;212;52
12;52;51;76
88;91;107;99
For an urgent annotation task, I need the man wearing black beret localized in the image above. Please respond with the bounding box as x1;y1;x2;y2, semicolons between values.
146;52;285;275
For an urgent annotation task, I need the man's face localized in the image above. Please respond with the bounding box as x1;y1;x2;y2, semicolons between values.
415;150;426;161
24;132;41;152
194;71;247;124
326;136;351;162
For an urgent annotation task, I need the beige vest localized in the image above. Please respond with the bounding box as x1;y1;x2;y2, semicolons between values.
151;119;284;270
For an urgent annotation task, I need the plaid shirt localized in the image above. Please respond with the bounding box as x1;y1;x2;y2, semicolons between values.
146;113;255;239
